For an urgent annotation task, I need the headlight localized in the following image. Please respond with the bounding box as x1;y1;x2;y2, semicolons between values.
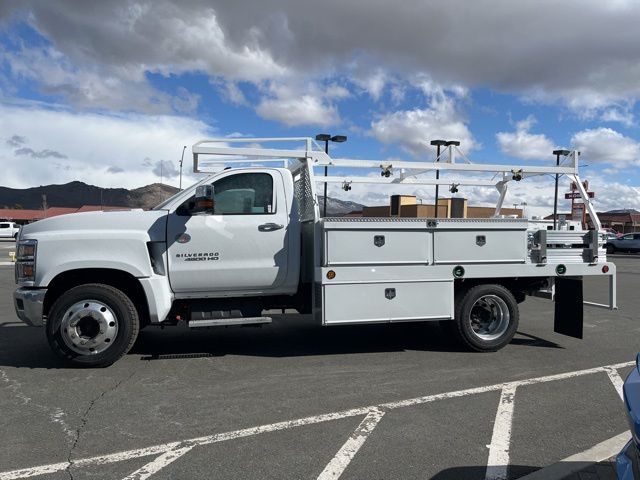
15;239;37;285
17;240;37;261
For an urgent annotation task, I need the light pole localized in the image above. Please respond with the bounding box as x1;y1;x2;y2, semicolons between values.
430;140;459;218
552;149;570;230
179;145;187;190
315;134;347;217
430;140;446;218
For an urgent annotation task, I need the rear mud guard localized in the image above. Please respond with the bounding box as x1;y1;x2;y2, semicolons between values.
554;277;583;339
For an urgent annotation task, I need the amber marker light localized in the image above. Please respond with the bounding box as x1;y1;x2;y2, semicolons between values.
326;270;336;280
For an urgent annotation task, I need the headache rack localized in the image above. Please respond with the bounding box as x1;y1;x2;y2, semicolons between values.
191;137;601;229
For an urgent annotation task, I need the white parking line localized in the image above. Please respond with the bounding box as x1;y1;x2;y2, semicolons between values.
120;445;196;480
317;408;385;480
485;384;517;480
604;366;626;401
0;360;634;480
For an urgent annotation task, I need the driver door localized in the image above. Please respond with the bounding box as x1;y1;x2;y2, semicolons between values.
167;170;289;294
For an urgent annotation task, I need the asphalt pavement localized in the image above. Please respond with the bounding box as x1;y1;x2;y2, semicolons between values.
0;251;638;479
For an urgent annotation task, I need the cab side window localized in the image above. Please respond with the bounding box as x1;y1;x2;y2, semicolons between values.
176;172;274;216
214;173;274;215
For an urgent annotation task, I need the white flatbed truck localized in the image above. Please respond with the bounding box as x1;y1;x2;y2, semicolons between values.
13;138;616;366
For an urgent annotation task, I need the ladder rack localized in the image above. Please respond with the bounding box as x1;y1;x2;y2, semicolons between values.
191;137;599;229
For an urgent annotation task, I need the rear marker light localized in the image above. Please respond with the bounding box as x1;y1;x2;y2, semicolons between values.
556;264;567;275
326;270;336;280
602;265;609;273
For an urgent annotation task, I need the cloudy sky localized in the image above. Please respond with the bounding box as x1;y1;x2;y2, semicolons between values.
1;1;640;215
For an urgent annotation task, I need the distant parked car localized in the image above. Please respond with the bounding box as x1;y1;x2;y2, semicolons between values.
606;233;640;254
0;222;20;240
605;233;619;242
603;227;623;238
616;354;640;479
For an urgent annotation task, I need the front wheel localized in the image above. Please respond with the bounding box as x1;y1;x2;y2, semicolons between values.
46;284;139;367
452;284;519;352
606;244;615;254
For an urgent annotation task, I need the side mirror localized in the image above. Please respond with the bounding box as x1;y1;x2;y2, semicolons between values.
194;185;215;213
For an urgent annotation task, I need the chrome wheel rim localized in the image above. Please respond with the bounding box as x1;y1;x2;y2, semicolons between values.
60;300;118;355
469;294;510;341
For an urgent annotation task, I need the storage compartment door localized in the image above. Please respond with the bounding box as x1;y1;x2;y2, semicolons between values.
433;230;526;263
325;230;431;265
323;281;453;325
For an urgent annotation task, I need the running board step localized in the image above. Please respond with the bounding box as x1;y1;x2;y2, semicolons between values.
188;317;272;328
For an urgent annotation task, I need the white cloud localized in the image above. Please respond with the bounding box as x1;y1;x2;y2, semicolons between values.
601;108;634;127
0;103;214;189
496;116;556;160
370;92;475;157
4;0;640;116
350;67;388;101
570;128;640;166
2;45;176;113
255;83;341;127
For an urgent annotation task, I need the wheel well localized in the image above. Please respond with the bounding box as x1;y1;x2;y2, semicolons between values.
43;269;150;326
454;277;549;304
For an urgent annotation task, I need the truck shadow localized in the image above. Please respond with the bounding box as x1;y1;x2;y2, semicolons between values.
0;319;562;368
129;316;563;361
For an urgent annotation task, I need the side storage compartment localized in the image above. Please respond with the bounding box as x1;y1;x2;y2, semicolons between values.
322;280;453;325
324;219;432;266
432;219;528;264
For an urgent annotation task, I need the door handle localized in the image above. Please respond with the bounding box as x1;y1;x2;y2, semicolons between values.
258;223;284;232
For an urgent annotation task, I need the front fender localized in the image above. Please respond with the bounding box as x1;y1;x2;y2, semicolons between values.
34;233;154;286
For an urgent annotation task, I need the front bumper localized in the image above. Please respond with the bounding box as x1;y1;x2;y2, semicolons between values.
13;287;47;327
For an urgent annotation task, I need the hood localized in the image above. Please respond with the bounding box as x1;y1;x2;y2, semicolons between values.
20;209;168;242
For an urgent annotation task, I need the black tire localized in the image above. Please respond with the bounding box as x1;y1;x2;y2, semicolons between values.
46;283;139;367
606;244;615;254
452;284;519;352
13;233;18;240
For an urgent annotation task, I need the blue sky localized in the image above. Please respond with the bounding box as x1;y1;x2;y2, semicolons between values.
1;1;640;215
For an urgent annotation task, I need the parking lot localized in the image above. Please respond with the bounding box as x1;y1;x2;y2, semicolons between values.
0;243;638;479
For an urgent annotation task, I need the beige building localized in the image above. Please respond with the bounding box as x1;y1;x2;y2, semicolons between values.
362;195;522;219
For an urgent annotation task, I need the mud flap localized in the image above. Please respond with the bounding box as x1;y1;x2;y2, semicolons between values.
554;277;583;339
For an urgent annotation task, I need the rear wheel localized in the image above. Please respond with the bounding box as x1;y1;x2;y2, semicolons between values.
46;283;139;367
452;284;519;352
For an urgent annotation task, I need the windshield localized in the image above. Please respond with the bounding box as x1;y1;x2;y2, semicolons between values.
153;193;179;210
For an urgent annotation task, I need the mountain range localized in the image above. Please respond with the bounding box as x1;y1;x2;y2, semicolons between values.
0;181;364;215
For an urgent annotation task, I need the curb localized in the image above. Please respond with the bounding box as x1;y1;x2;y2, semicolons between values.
518;431;629;480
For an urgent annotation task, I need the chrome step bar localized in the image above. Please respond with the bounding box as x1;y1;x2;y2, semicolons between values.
188;317;272;328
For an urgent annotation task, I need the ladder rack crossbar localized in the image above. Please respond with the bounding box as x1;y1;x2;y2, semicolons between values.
192;137;578;176
317;176;497;187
